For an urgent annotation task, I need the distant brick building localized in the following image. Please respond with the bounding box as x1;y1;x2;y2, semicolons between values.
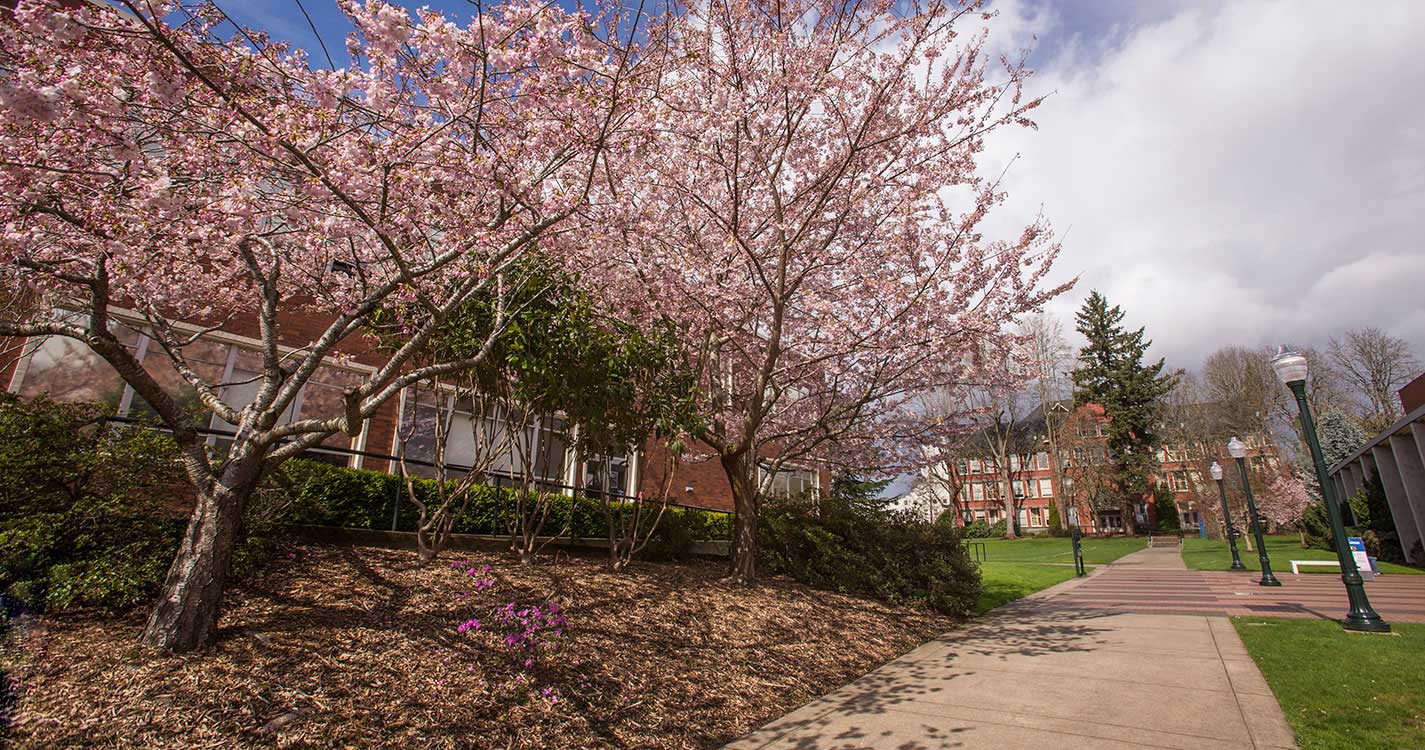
914;400;1282;536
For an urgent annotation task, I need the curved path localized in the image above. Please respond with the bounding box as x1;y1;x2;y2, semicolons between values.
723;546;1301;750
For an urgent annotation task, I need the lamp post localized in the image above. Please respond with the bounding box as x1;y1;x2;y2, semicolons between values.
1210;461;1246;570
1228;436;1281;586
1271;347;1390;632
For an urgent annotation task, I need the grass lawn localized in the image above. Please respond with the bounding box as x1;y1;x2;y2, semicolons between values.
976;561;1081;613
1233;618;1425;750
1181;534;1425;575
974;535;1145;565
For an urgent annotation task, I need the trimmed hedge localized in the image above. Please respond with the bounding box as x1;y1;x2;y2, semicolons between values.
275;458;732;548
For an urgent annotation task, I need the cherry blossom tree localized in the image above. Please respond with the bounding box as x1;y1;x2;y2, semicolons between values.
618;0;1065;582
1261;469;1311;531
0;0;649;650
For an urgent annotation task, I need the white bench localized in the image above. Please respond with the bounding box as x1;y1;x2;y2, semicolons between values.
1289;560;1339;574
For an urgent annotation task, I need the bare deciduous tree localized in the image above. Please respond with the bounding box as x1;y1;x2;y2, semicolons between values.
396;379;511;562
1328;327;1422;432
1020;313;1072;526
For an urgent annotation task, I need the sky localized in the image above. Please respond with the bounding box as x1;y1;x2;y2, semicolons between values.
974;0;1425;372
216;0;1425;375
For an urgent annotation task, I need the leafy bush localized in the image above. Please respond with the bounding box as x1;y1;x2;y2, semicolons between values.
0;395;291;613
962;518;1008;538
0;395;184;612
758;489;982;617
1300;475;1404;563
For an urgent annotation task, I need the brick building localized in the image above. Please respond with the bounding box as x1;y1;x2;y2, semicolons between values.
1;303;814;514
914;400;1282;536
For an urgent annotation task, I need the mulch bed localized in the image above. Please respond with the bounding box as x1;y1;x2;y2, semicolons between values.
1;543;954;749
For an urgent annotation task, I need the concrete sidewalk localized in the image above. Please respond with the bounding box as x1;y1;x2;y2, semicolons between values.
723;548;1297;750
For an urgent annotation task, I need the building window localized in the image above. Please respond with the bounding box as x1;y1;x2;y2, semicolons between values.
398;393;571;488
761;465;819;498
1038;478;1053;497
1029;507;1044;527
585;452;630;498
1097;510;1124;532
10;312;138;407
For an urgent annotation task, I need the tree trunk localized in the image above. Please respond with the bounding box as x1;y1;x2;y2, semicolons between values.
723;451;759;585
140;459;260;652
999;469;1018;539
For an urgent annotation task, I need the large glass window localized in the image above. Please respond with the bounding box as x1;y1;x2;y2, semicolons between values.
584;453;629;498
760;465;818;498
396;391;571;489
14;316;140;409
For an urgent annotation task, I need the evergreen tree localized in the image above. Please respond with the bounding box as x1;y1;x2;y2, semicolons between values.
1153;486;1181;531
1070;291;1178;532
1297;407;1369;544
1296;408;1366;504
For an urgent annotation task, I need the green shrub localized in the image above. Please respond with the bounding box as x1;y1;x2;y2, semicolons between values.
0;395;293;613
0;395;185;613
962;518;1007;538
758;494;982;617
273;458;732;555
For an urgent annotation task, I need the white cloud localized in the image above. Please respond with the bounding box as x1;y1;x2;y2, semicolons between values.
979;0;1425;371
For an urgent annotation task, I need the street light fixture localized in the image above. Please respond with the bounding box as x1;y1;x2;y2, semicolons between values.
1271;346;1390;632
1210;461;1246;570
1228;436;1281;586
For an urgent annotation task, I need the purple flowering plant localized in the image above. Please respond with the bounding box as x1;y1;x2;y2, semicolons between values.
448;560;567;697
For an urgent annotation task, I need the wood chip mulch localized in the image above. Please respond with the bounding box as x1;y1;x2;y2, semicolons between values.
1;543;955;749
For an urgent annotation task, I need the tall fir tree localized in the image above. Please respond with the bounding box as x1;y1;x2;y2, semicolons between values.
1071;291;1178;533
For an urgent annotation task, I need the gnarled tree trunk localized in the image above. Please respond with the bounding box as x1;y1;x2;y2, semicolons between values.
140;456;262;652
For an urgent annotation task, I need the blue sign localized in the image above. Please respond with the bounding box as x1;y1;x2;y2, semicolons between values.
1348;537;1375;578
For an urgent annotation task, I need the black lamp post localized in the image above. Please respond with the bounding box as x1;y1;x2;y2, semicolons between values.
1271;347;1389;632
1210;461;1246;570
1228;436;1281;586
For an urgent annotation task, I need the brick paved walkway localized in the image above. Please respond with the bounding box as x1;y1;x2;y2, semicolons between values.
1034;547;1425;623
